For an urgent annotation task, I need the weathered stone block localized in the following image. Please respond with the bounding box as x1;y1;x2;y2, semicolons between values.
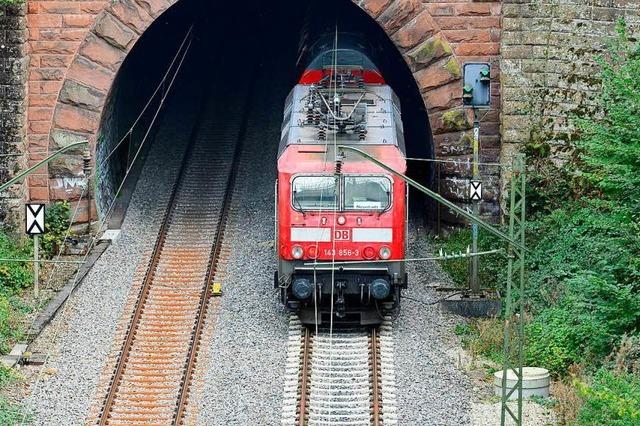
52;104;99;134
110;0;154;34
408;35;453;68
78;34;126;72
391;10;436;49
434;131;473;156
423;81;461;111
59;79;106;112
94;12;136;50
66;55;115;92
414;58;461;91
50;129;91;153
134;0;175;18
49;154;83;177
377;0;420;34
356;0;392;18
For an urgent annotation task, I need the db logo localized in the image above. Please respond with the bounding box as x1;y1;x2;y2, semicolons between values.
334;230;351;241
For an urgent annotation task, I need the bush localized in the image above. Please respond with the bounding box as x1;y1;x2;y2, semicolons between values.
431;228;507;290
575;369;640;425
0;233;32;292
41;201;70;258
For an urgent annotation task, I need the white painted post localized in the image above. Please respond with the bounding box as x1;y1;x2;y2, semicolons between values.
34;234;39;299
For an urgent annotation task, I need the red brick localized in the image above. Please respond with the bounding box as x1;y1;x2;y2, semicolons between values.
357;0;392;18
78;34;126;72
28;2;40;13
28;107;53;122
443;30;492;43
391;10;437;49
30;29;60;42
29;186;50;202
66;55;115;92
30;81;63;95
455;3;492;16
455;42;500;56
36;2;81;14
427;4;454;16
30;94;58;107
78;2;108;14
29;151;47;161
27;14;63;28
30;40;79;54
422;82;462;112
471;16;501;30
50;177;86;201
29;121;51;134
28;175;48;188
437;17;468;31
59;28;89;42
110;0;153;34
40;54;72;68
29;68;65;81
63;14;97;28
28;134;50;148
68;199;97;222
52;104;100;133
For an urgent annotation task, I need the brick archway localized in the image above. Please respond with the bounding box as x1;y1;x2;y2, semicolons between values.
27;0;501;217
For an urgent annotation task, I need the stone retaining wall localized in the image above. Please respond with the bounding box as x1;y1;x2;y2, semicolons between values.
0;4;28;224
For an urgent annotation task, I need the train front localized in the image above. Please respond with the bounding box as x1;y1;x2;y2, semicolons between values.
276;36;408;325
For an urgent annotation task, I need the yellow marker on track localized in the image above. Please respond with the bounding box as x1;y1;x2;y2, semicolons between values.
211;282;222;296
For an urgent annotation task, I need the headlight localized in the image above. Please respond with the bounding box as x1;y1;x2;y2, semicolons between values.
337;215;346;225
307;245;318;259
379;246;391;260
291;245;304;259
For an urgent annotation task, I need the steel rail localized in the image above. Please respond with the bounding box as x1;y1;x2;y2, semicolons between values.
296;327;383;425
173;80;254;424
97;96;207;425
298;328;312;426
371;327;381;426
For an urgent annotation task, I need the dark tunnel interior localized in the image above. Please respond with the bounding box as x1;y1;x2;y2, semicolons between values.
96;0;434;225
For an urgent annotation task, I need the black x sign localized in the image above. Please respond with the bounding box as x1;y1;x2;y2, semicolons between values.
25;204;45;235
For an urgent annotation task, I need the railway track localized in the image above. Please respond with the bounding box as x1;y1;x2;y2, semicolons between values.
282;318;398;425
95;85;249;425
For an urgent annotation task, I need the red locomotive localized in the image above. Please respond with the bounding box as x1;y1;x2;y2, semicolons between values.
275;35;408;325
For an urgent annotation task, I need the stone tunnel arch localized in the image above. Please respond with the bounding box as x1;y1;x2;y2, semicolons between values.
38;0;499;222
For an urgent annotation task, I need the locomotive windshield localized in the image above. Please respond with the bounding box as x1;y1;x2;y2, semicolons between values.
344;176;391;210
292;175;391;211
292;176;338;210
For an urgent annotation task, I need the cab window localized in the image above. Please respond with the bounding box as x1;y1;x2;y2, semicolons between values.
292;176;337;210
344;176;391;210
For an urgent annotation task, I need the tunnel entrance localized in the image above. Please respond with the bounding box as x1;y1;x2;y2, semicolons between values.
95;0;434;227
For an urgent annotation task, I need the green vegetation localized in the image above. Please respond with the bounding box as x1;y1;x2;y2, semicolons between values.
436;20;640;424
41;201;71;258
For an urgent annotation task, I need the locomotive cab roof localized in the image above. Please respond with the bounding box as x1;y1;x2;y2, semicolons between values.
278;83;405;157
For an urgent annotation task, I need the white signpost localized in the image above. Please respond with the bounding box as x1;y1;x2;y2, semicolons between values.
25;204;45;298
470;180;482;201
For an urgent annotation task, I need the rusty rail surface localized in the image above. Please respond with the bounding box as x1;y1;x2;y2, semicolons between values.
97;88;249;424
298;328;312;425
371;327;381;426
